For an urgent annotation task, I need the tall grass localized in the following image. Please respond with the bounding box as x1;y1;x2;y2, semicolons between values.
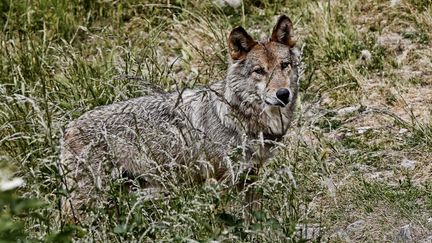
1;0;431;241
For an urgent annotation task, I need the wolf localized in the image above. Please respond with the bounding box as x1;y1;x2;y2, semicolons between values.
60;15;300;221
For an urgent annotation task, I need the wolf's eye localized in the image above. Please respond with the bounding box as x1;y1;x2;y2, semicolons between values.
281;61;291;69
253;66;266;75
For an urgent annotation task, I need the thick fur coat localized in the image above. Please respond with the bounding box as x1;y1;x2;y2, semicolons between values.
60;15;300;219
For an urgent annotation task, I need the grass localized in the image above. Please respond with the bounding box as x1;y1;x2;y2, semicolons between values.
1;0;431;241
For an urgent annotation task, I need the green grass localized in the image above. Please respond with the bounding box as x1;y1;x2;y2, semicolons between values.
1;0;431;241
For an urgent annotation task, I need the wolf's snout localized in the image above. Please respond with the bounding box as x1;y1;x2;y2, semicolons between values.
276;88;290;106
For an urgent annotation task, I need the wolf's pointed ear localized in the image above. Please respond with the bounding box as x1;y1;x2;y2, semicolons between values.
228;26;257;60
271;15;296;48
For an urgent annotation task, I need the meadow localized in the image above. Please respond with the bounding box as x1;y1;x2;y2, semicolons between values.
0;0;431;241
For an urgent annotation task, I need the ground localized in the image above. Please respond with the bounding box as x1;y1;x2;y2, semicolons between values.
0;0;431;242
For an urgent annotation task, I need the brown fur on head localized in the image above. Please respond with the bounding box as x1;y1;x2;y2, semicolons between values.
225;15;300;138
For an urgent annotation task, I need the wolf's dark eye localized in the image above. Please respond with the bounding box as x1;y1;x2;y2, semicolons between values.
281;61;291;69
253;66;266;75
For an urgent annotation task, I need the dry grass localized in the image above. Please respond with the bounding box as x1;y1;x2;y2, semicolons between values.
0;0;431;241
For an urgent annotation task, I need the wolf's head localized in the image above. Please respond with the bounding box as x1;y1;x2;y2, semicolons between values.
224;15;300;139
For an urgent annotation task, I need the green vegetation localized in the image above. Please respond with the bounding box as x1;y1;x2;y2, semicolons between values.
1;0;431;241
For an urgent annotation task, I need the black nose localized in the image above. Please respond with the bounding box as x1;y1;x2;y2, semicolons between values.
276;88;290;106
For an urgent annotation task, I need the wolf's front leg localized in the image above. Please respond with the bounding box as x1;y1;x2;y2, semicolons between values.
242;139;275;221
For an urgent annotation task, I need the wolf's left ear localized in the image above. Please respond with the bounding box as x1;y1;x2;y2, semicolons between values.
271;15;296;48
228;26;257;60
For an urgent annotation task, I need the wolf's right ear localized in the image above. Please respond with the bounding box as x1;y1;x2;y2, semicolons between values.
228;27;257;60
271;15;296;48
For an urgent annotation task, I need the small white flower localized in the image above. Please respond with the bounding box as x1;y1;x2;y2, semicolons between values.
0;177;25;191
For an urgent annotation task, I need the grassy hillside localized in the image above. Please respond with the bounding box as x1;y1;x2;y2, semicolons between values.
0;0;431;241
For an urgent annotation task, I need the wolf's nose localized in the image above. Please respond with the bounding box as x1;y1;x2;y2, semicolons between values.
276;88;290;106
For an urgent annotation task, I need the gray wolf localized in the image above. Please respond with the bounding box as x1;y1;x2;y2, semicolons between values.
60;15;300;221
